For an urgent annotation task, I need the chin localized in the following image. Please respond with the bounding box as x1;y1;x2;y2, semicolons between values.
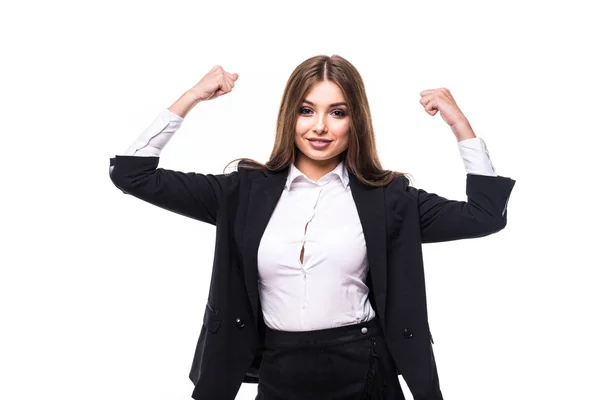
309;153;339;162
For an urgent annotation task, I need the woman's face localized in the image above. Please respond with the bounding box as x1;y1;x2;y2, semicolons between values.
294;80;350;169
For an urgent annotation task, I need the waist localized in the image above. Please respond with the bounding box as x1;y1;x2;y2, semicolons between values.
264;316;381;349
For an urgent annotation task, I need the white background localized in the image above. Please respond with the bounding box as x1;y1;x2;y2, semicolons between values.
1;0;598;399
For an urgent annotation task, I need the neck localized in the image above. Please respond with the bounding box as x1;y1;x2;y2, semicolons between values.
294;154;340;182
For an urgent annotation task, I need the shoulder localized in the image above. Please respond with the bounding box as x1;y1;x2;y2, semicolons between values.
237;160;287;181
384;173;419;206
386;173;410;191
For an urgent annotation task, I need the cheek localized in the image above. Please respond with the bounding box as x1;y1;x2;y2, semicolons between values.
295;118;311;134
330;120;350;140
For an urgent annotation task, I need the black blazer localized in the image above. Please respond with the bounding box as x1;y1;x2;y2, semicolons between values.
109;155;516;400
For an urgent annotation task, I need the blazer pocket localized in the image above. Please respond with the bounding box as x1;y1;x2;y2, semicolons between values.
203;302;222;333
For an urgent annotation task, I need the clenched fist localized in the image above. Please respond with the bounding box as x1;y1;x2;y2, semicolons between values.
189;65;239;101
419;88;476;141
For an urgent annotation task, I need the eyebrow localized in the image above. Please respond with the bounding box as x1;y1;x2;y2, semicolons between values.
302;100;348;107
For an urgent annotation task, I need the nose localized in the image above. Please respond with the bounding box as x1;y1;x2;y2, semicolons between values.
312;115;328;133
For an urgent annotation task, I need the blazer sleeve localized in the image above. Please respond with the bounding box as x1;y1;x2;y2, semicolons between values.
406;173;516;243
109;155;239;226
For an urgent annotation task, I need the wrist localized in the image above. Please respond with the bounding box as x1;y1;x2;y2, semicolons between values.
168;91;203;119
452;119;476;142
185;89;204;104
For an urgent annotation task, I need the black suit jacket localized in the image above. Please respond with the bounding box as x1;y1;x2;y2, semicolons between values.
109;155;516;400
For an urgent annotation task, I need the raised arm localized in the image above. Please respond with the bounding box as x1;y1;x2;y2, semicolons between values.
412;87;516;243
109;66;240;225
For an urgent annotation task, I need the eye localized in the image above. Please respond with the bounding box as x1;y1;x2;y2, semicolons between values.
299;107;347;117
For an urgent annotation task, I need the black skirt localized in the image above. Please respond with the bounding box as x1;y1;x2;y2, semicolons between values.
255;316;406;400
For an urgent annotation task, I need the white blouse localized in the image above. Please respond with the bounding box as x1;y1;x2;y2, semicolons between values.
115;108;497;331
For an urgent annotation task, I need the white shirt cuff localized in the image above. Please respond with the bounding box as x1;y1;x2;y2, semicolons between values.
120;108;184;157
458;137;497;176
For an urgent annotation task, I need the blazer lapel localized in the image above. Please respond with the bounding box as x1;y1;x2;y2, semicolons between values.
241;167;388;330
348;172;388;330
241;168;287;328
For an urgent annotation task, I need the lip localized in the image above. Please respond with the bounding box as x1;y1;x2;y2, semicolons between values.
308;139;332;149
307;138;332;142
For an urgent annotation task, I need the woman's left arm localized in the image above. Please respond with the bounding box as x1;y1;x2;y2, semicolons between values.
411;88;516;243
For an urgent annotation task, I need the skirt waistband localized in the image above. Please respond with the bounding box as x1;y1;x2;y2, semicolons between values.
264;316;381;349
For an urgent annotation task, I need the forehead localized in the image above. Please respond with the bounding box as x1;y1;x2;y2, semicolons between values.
304;81;345;103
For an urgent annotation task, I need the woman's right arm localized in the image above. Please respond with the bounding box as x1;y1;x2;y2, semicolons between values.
109;66;240;226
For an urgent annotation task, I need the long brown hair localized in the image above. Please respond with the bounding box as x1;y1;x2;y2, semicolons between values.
224;54;412;187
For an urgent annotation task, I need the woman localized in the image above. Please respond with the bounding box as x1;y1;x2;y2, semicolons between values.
109;55;516;400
